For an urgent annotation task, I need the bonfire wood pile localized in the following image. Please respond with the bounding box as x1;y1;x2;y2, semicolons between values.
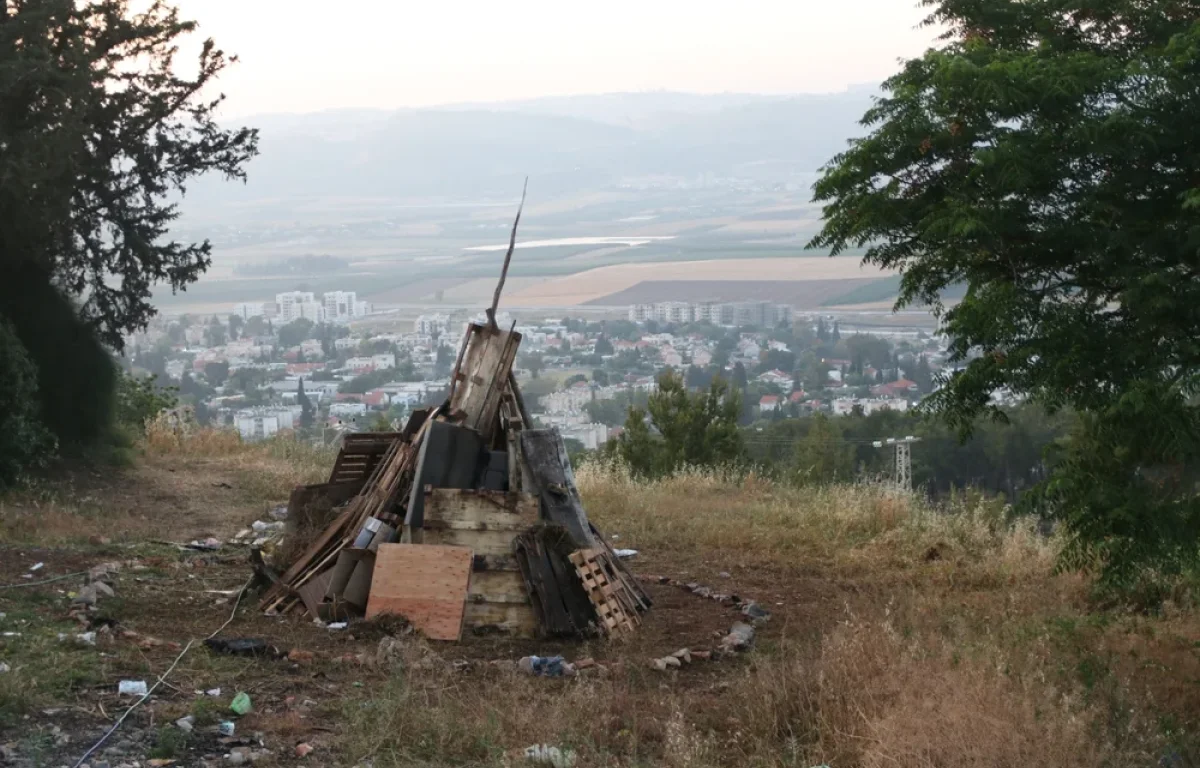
257;321;650;640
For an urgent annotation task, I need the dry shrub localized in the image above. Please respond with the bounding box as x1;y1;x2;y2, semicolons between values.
144;421;244;456
730;618;1116;768
577;461;1058;581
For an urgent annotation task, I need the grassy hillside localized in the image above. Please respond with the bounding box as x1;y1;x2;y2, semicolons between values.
1;432;1197;767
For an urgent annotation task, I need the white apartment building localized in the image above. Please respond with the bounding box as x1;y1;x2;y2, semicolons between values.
275;291;325;323
415;313;453;336
323;291;371;322
233;302;276;319
344;353;396;372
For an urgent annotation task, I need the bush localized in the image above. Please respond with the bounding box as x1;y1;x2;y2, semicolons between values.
116;373;178;433
0;318;54;485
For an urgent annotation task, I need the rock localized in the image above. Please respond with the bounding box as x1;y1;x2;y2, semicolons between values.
115;740;135;752
691;650;712;661
670;648;691;664
741;602;771;623
572;657;596;670
287;649;315;664
684;582;700;591
691;586;712;598
89;535;113;546
226;752;248;765
718;571;731;578
93;581;116;597
295;743;314;758
662;655;682;668
721;622;756;651
175;715;195;732
72;585;98;606
91;761;111;768
0;662;9;673
651;658;669;671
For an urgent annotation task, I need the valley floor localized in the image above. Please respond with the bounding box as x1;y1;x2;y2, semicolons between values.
1;434;1198;767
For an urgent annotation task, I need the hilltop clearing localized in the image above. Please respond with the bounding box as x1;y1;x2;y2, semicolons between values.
1;432;1197;767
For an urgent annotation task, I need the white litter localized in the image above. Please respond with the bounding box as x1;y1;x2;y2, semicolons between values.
326;622;348;630
613;549;638;559
29;562;44;572
118;680;148;696
0;662;10;673
523;744;576;768
206;687;222;697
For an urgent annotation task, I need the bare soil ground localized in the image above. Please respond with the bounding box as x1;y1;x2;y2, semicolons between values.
583;279;882;308
2;439;1199;768
505;258;894;307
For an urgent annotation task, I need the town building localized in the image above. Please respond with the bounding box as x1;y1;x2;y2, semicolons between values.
415;313;453;336
323;291;370;322
275;291;325;323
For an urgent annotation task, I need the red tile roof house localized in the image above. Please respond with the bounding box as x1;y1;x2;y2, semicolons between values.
871;378;920;398
759;394;781;412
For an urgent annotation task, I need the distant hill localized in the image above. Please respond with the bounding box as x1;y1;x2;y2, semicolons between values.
185;88;878;211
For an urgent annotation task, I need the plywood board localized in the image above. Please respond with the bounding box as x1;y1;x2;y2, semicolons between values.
366;544;473;641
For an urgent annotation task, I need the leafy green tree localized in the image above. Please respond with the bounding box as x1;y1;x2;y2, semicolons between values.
564;373;587;387
612;370;742;477
298;379;314;429
592;369;609;386
594;335;614;356
115;373;178;433
809;0;1200;586
793;414;855;486
0;0;257;348
520;352;544;379
277;319;315;348
245;315;268;337
228;314;244;341
203;361;230;387
0;319;53;484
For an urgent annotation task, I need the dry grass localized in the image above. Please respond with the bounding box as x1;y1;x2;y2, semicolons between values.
3;435;1197;767
339;463;1196;767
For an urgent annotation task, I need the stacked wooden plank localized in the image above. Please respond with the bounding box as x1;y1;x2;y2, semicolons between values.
258;321;651;640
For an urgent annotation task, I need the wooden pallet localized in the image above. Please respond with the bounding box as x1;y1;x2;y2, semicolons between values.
327;432;404;485
569;549;639;636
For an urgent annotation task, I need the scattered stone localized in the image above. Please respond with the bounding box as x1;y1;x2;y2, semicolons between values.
573;657;596;670
684;582;700;591
718;571;731;578
176;715;195;732
721;622;756;651
29;562;44;572
287;649;315;664
741;602;771;623
671;648;692;664
662;655;682;668
0;662;8;673
295;743;314;758
73;584;99;606
691;650;712;661
91;761;111;768
0;745;16;762
251;520;284;533
89;535;113;546
226;752;248;765
269;504;289;520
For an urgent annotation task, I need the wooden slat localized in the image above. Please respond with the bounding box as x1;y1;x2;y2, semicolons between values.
366;544;473;641
463;601;537;635
446;323;521;443
569;549;639;636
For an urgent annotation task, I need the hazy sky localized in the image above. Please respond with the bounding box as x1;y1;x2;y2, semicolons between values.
175;0;938;117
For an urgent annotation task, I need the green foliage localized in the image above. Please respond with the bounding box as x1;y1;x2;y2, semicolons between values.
115;373;178;433
0;0;258;348
339;369;394;394
277;319;316;348
611;370;742;478
0;318;54;485
564;373;587;387
809;0;1200;586
585;390;650;427
519;352;544;379
793;414;856;485
0;267;117;449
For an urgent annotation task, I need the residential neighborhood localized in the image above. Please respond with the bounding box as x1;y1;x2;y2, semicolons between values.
122;292;957;449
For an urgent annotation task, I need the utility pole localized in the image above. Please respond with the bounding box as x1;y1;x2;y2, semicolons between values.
873;436;920;492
